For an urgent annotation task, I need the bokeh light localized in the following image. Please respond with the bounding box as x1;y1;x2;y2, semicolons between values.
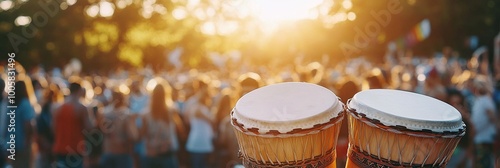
417;74;426;82
119;84;130;95
116;0;132;9
0;1;498;167
67;0;77;6
99;1;115;18
172;7;187;20
146;78;158;93
14;16;31;26
60;2;69;10
249;0;323;22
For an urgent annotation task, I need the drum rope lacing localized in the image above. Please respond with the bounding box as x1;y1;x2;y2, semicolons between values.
231;96;345;136
348;145;442;168
239;148;336;168
346;99;466;138
231;110;345;138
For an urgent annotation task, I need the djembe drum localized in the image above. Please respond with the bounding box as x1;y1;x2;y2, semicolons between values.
231;82;344;168
346;89;466;168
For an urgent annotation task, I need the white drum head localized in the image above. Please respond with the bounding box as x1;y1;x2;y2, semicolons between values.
233;82;343;134
348;89;464;133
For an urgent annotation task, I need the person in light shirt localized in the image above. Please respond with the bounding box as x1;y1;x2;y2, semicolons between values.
141;83;180;168
471;75;498;168
216;74;262;167
185;77;214;168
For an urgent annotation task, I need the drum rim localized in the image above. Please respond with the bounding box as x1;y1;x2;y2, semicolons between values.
231;110;345;137
347;89;465;134
347;145;449;168
346;101;466;137
234;82;343;123
232;82;345;135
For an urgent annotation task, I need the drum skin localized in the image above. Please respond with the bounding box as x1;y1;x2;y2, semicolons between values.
233;114;342;167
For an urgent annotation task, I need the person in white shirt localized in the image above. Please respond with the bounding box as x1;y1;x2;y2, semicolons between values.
471;75;498;168
494;26;500;80
141;83;180;168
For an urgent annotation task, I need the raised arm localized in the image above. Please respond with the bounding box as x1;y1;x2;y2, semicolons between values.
126;114;140;142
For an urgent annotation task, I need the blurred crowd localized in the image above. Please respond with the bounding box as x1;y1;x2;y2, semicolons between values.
1;45;500;168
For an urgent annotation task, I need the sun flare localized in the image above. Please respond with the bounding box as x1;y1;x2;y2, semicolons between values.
249;0;323;22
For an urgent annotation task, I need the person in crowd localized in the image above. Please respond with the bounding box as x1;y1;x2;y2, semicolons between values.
12;42;500;168
141;83;180;168
471;75;498;168
172;83;187;114
335;77;361;168
32;77;48;106
362;68;387;90
185;77;214;168
100;91;138;168
237;72;262;97
446;88;475;168
129;80;149;168
460;76;476;111
52;82;92;168
87;100;104;168
389;65;404;89
10;79;37;168
494;26;500;81
216;90;239;167
424;67;447;101
165;79;190;168
216;72;262;167
129;81;149;114
75;79;103;168
170;90;189;168
36;83;64;168
93;77;112;107
0;78;6;168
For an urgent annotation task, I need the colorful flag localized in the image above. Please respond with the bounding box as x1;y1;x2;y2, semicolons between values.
389;19;431;50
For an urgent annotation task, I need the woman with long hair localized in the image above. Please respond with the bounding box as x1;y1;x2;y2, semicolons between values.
0;78;6;168
470;75;498;168
12;79;37;168
100;90;138;168
141;82;179;168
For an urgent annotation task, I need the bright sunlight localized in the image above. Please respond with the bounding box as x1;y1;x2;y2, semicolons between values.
249;0;323;22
